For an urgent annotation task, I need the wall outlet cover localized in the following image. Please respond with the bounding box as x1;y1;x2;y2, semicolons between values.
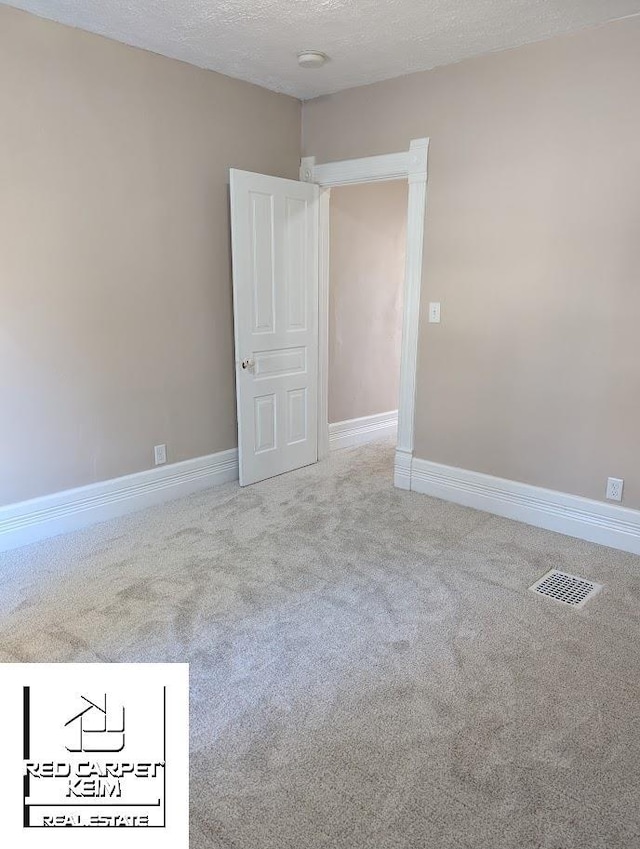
606;477;623;502
154;444;167;466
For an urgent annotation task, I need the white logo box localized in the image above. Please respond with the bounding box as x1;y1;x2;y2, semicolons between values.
0;663;189;848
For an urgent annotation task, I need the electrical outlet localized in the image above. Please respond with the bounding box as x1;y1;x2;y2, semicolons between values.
606;477;623;502
154;444;167;466
428;302;441;323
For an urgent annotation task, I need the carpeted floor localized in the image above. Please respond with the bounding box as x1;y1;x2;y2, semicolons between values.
1;440;640;848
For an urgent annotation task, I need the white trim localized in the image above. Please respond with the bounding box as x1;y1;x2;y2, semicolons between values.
329;411;398;451
411;458;640;556
396;139;428;462
302;138;429;485
394;448;413;491
0;449;239;552
317;188;331;461
311;150;414;187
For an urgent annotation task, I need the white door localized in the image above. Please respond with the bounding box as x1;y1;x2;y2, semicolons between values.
230;169;319;486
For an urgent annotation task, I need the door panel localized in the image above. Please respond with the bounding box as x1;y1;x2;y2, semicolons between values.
249;192;276;333
253;347;306;379
230;169;319;486
287;388;307;444
254;394;277;454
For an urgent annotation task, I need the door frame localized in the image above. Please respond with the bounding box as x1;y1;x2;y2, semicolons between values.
300;138;429;489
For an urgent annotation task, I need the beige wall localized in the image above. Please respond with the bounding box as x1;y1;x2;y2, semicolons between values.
303;18;640;509
329;181;407;424
0;5;300;506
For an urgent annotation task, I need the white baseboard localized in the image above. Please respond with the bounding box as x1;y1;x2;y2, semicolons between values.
410;457;640;556
329;410;398;451
394;448;412;490
0;449;239;553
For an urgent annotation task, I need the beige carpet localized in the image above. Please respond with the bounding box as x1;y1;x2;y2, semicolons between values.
2;440;640;848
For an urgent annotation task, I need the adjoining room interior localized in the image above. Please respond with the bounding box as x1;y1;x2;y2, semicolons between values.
2;1;640;847
328;181;407;453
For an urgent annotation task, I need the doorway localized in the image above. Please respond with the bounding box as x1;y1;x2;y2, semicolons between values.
229;140;428;489
327;180;408;452
302;138;429;489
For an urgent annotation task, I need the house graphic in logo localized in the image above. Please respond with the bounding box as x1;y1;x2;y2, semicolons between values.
64;694;126;754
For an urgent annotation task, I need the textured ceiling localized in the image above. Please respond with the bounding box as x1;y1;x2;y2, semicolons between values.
6;0;640;99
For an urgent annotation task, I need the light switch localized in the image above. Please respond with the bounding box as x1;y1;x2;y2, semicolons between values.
428;302;441;323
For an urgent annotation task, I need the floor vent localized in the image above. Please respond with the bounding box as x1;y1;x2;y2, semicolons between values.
529;569;602;608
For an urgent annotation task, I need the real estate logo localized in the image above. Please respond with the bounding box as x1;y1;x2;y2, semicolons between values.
1;664;189;847
23;686;166;828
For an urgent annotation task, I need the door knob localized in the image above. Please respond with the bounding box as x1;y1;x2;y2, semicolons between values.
241;358;255;371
